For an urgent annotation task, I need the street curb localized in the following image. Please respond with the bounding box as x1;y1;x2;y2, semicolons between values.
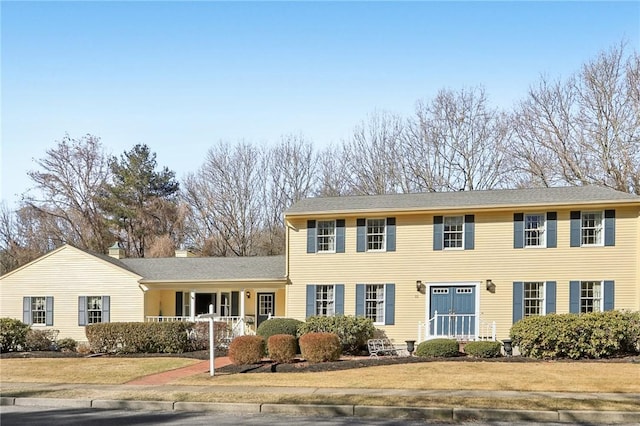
4;397;640;424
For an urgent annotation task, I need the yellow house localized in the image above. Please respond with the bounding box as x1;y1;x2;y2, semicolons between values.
0;245;287;342
284;186;640;345
1;185;639;347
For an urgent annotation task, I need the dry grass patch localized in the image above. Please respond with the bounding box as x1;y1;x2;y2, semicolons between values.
0;358;199;384
179;361;640;393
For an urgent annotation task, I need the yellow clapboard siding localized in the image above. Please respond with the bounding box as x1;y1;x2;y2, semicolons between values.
0;246;143;341
286;206;639;344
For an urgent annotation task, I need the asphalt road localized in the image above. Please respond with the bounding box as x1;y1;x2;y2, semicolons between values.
0;406;604;426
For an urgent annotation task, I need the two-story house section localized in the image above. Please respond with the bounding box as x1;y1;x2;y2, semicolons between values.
284;186;640;345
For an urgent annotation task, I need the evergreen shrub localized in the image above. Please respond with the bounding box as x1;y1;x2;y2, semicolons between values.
85;322;193;354
25;329;59;351
415;338;460;358
464;340;502;358
228;335;265;365
298;315;375;354
299;332;341;363
0;318;30;352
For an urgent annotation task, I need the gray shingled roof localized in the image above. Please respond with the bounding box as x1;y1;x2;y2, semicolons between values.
119;256;286;282
286;186;640;216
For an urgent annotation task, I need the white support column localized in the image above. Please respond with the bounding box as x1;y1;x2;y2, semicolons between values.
240;289;246;335
190;290;196;321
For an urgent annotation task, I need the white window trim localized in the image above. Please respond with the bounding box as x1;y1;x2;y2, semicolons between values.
580;211;604;247
366;218;387;252
443;215;464;250
523;281;546;317
364;283;386;325
523;213;546;248
86;296;103;324
30;296;47;326
579;280;604;313
316;220;336;253
315;284;336;316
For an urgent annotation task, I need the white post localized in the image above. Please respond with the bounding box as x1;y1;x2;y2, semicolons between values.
240;288;246;336
209;303;215;377
190;290;196;321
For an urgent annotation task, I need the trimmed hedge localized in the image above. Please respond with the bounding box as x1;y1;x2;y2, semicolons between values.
228;335;265;365
267;334;297;363
299;332;342;363
298;315;375;354
464;341;502;358
0;318;30;352
86;322;193;354
510;311;640;359
415;338;460;358
257;318;303;340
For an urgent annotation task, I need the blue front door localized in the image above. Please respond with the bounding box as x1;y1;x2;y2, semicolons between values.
430;286;475;336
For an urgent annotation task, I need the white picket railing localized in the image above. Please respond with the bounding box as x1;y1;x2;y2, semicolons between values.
417;311;496;342
145;315;255;337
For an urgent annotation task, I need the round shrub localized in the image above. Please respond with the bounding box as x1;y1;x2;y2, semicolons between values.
257;318;303;340
25;329;59;351
298;315;375;354
299;332;341;363
415;338;460;358
267;334;297;363
228;335;265;365
0;318;30;352
464;341;502;358
57;337;78;352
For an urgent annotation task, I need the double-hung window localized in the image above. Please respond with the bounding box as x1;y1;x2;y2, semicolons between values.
523;282;544;317
443;216;464;249
524;214;545;247
365;284;385;324
366;219;386;251
23;296;54;326
78;296;110;326
580;281;602;313
581;212;603;246
315;285;335;316
316;220;336;253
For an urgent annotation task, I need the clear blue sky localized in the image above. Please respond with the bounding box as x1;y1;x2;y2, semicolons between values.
2;1;639;208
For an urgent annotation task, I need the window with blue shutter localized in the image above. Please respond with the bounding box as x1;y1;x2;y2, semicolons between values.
78;296;87;326
569;281;580;313
305;285;315;318
512;282;523;323
433;216;443;251
513;213;524;249
102;296;110;323
335;284;344;315
45;296;54;326
355;284;365;316
306;220;316;253
384;283;395;325
23;297;31;325
603;280;615;311
570;211;581;247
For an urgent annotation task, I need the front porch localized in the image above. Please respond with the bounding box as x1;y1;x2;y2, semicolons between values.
417;311;496;342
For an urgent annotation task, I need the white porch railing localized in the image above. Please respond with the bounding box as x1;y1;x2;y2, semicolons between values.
146;315;255;337
417;311;496;342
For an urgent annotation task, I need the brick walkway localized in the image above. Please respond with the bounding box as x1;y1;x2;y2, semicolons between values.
126;356;233;385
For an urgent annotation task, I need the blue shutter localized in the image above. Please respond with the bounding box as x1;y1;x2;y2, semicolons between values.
23;297;31;325
231;291;239;316
355;284;365;316
175;292;183;316
569;281;580;313
336;219;345;253
513;282;523;324
546;212;557;248
603;280;615;311
102;296;110;323
386;217;396;252
513;213;524;249
356;219;366;252
464;215;475;250
604;210;615;247
385;283;395;325
433;216;443;251
335;284;345;315
545;281;556;314
306;285;315;318
78;296;87;326
570;211;581;247
45;296;54;326
306;220;316;253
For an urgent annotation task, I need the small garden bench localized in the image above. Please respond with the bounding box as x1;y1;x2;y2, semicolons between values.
367;338;398;357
